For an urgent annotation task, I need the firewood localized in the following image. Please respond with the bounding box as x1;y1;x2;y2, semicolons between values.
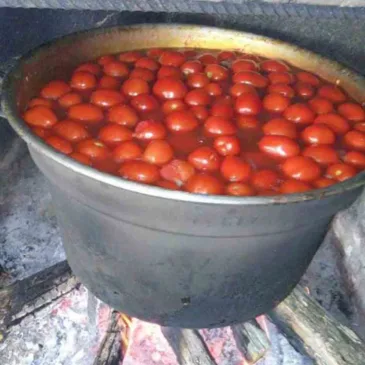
269;286;365;365
162;327;218;365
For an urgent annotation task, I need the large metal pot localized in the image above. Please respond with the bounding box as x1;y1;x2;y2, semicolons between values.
3;24;365;328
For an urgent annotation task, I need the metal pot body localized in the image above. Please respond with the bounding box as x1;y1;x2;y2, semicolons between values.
3;25;365;328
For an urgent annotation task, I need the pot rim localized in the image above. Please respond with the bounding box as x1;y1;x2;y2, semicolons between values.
3;23;365;206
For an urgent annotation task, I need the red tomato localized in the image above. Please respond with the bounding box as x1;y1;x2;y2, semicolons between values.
90;89;125;108
326;163;357;181
103;61;129;78
263;93;290;113
204;116;237;136
262;118;297;139
188;146;220;172
251;169;281;191
97;55;115;66
162;99;187;114
313;177;336;189
153;77;187;100
122;78;149;97
211;103;234;118
32;127;51;138
282;156;321;182
354;123;365;132
258;135;300;159
129;67;155;82
338;102;365;122
235;93;262;115
28;98;54;108
260;59;289;73
213;136;241;156
156;180;180;190
144;140;174;165
314;113;350;135
185;173;223;195
205;64;229;81
301;124;336;145
232;59;258;73
283;103;315;125
119;161;160;184
185;89;210;106
344;151;365;169
131;94;159;112
24;106;58;128
318;85;346;103
226;183;256;196
237;115;260;130
308;97;334;114
165;110;199;133
58;92;82;109
108;104;138;127
280;180;311;194
267;83;295;98
134;120;166;140
68;103;104;125
146;48;164;59
45;135;73;154
220;156;252;182
113;141;142;163
295;82;314;99
118;51;142;63
159;51;186;67
243;151;277;170
218;51;236;62
198;54;218;65
344;130;365;151
53;120;89;142
160;159;195;186
181;60;203;75
70;152;92;166
296;71;320;86
302;145;339;166
268;72;294;85
205;83;223;97
70;71;97;90
40;80;71;100
190;106;209;122
157;66;181;80
135;57;159;71
187;73;210;88
98;124;133;146
98;75;121;90
233;71;268;88
75;63;101;75
229;83;257;98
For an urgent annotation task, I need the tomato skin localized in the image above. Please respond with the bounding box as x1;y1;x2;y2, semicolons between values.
188;146;220;172
146;48;164;59
159;51;186;67
97;55;115;66
262;93;290;113
354;123;365;133
40;80;71;100
118;51;142;63
338;102;365;122
283;103;315;125
344;151;365;169
153;77;187;100
251;169;281;191
235;93;262;115
267;84;295;98
295;82;314;99
98;123;133;146
98;75;120;90
218;51;236;62
157;66;182;80
134;120;167;140
205;64;229;81
75;63;101;75
129;67;155;82
103;61;129;78
131;94;159;112
185;173;223;195
162;99;186;114
143;140;174;165
281;156;321;182
185;89;210;106
119;161;160;184
205;83;222;97
233;71;268;88
28;97;54;108
24;106;58;128
302;145;339;166
296;71;319;86
220;156;252;182
280;180;311;194
156;180;180;190
122;78;149;97
318;85;346;103
326;163;357;182
90;89;125;108
301;124;336;145
70;152;92;166
68;103;104;125
213;136;241;156
198;54;218;65
107;104;138;127
77;139;111;160
165;110;199;133
181;60;203;75
260;59;289;73
225;183;256;196
112;141;142;163
204;116;237;136
344;130;365;151
268;72;294;85
187;73;210;89
45;135;73;154
70;71;97;90
308;97;333;114
190;106;209;122
58;92;83;108
314;113;350;135
313;177;336;189
262;118;297;139
53;120;89;142
32;127;51;139
258;135;300;159
232;59;258;73
229;83;257;98
160;159;195;186
211;103;234;118
237;115;260;130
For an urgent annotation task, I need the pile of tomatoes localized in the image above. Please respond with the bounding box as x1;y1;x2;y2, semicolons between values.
23;48;365;196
